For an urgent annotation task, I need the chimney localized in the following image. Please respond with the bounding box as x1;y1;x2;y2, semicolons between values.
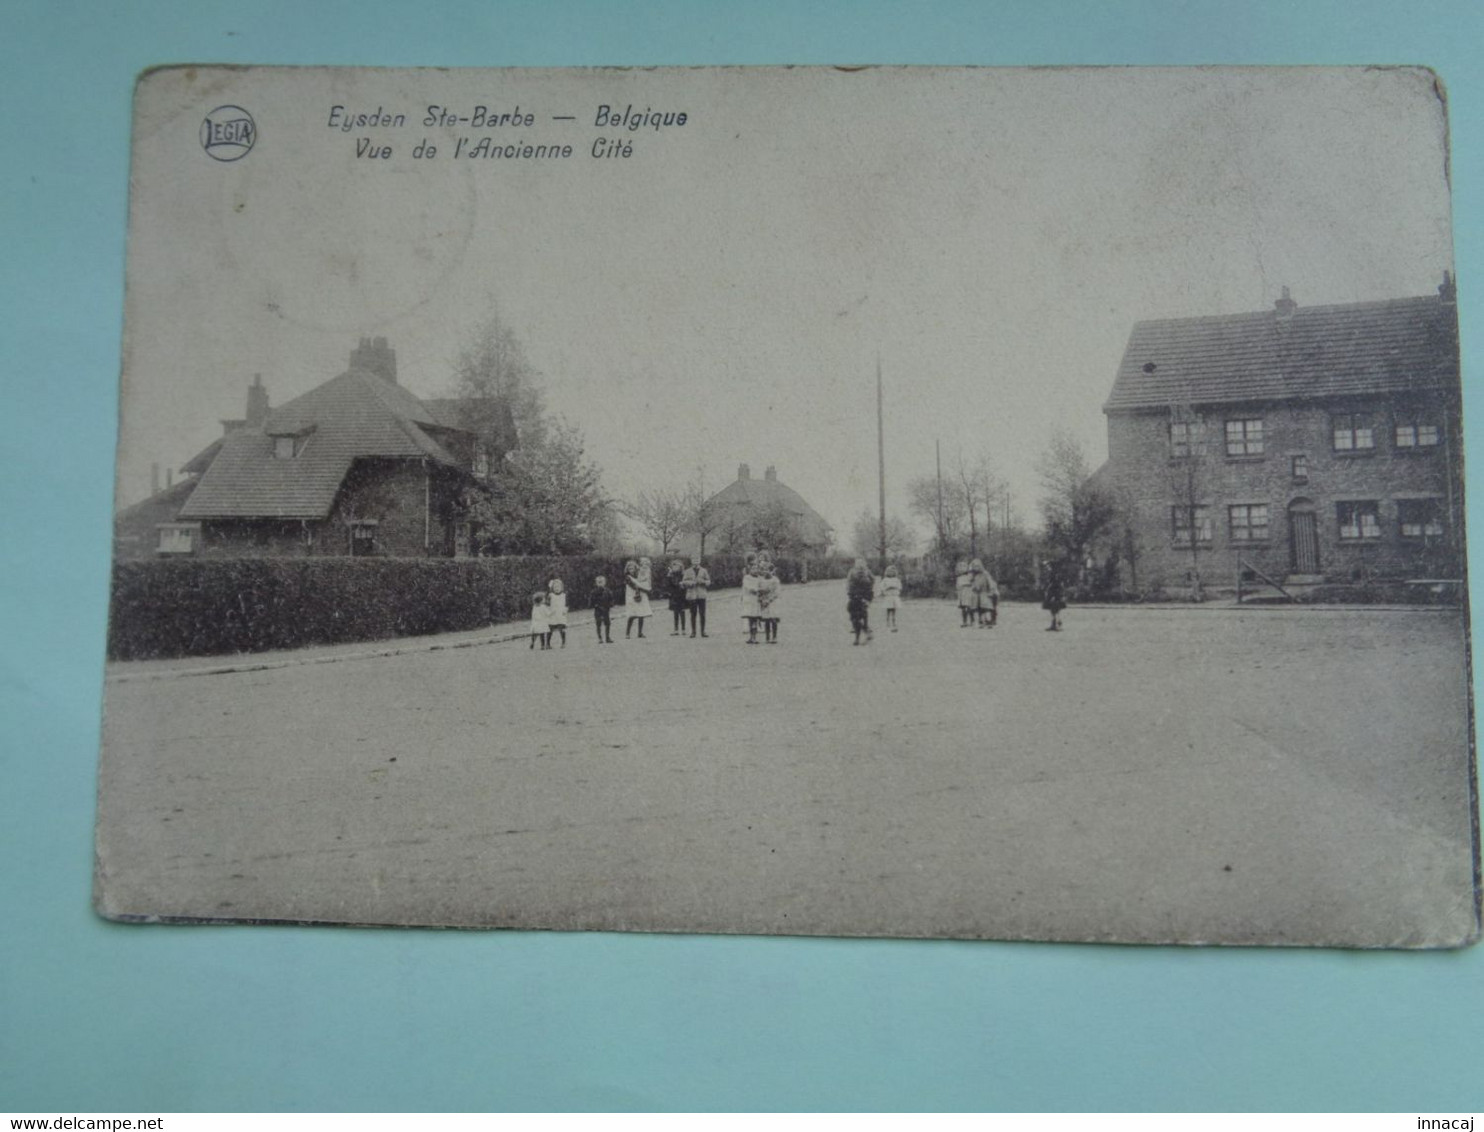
764;465;777;482
246;373;269;426
1439;271;1457;306
166;468;173;488
738;463;751;480
349;336;398;383
1274;286;1297;321
151;463;160;496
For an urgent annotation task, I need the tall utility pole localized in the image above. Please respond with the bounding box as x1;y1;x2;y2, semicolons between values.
877;354;887;572
936;438;945;559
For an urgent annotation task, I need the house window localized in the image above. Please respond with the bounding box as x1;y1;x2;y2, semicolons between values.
1170;419;1205;458
1397;499;1445;541
1291;455;1309;482
472;442;490;479
1332;413;1374;452
350;520;378;556
1171;505;1212;545
1229;504;1270;542
1225;418;1264;457
156;523;199;555
1337;501;1381;541
272;430;312;458
1395;417;1441;449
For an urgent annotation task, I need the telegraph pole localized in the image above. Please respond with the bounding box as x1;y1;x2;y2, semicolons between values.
877;353;887;572
936;438;945;560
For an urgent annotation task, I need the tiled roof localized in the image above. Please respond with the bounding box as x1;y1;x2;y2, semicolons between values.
179;370;470;520
704;475;834;542
115;476;198;524
178;436;224;475
1104;294;1459;413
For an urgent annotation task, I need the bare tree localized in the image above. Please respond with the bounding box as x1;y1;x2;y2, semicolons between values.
1111;484;1145;595
623;488;690;556
751;498;803;558
684;469;724;558
1037;429;1115;569
907;473;966;560
851;509;916;561
1167;403;1210;599
953;450;1005;560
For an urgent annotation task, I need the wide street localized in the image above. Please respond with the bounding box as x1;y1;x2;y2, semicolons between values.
96;583;1479;946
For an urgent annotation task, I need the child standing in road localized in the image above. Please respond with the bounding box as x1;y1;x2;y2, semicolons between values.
740;553;762;644
847;558;874;645
1042;563;1067;632
624;558;653;639
971;560;999;627
683;557;710;637
955;559;972;627
591;575;614;643
758;559;782;643
666;559;687;636
528;590;550;650
880;564;902;631
547;577;568;648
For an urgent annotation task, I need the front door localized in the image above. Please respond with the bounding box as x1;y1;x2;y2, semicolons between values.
1290;510;1320;573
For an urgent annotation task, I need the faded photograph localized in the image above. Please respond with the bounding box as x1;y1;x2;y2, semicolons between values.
98;66;1479;946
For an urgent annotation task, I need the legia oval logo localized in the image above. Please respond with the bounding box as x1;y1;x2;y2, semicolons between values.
200;105;256;161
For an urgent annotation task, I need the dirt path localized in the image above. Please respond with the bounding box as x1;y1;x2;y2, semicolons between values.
96;584;1479;946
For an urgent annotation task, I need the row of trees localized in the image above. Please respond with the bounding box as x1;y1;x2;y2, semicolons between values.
837;432;1133;596
442;309;1157;588
624;482;823;560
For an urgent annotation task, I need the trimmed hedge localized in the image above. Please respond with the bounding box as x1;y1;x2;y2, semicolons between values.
108;553;849;660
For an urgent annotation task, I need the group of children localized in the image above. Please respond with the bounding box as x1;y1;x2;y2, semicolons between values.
527;579;570;649
954;558;1000;628
842;561;904;645
525;553;1039;652
665;558;713;638
528;555;715;648
739;553;784;643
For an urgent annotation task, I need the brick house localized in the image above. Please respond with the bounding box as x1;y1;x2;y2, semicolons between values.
1094;278;1462;594
679;464;834;558
152;338;496;558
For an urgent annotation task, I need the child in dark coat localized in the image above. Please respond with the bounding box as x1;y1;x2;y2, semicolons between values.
666;559;687;635
1042;564;1067;631
846;559;875;645
591;575;615;643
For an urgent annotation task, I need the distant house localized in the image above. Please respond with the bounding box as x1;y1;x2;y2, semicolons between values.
1095;278;1462;593
126;338;502;559
680;464;834;558
112;374;274;560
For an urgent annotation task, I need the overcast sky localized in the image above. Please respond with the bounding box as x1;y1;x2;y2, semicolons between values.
119;66;1454;543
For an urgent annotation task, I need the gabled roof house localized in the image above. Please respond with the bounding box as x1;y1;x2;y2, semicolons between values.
128;338;496;559
680;464;834;557
1094;278;1462;593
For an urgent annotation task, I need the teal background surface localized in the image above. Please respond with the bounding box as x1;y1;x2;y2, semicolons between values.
2;0;1482;1112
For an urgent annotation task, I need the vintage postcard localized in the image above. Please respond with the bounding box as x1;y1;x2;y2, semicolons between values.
97;65;1480;946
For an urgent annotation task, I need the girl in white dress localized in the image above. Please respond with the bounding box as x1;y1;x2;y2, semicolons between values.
880;564;902;631
528;590;550;650
547;577;568;648
758;559;782;643
624;558;653;638
740;553;763;644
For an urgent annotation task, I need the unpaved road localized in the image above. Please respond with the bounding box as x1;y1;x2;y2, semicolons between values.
96;586;1479;946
